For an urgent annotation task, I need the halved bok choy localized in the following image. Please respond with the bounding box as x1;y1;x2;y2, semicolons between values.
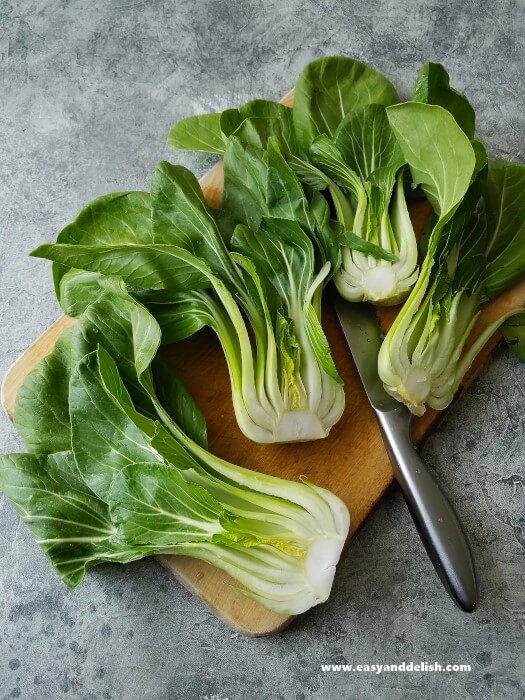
378;102;525;415
32;159;345;443
1;290;349;614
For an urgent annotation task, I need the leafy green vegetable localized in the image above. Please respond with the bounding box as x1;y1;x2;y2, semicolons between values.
1;294;349;614
167;99;297;156
482;158;525;297
411;63;487;181
221;134;341;274
412;62;476;139
166;112;225;154
32;159;345;444
292;56;398;150
251;56;416;305
51;191;152;302
298;103;418;305
0;451;153;588
378;155;525;415
386;103;476;220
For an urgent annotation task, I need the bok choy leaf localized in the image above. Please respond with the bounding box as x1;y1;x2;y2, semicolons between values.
292;55;398;151
168;99;297;156
411;62;487;181
412;62;476;139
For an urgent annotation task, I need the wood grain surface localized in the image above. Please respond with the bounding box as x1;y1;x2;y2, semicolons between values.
2;89;524;636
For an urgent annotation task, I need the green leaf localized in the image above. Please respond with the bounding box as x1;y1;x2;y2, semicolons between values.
81;293;161;412
452;252;486;296
14;290;164;454
167;112;225;154
0;451;149;588
69;349;163;497
153;357;208;449
471;140;488;181
386;103;476;224
222;100;298;154
231;217;314;308
218;107;243;138
412;62;476;139
292;143;358;233
222;137;269;230
309;135;363;195
14;327;84;453
152;163;226;262
431;182;487;297
166;100;297;156
55;192;152;247
334;104;404;186
57;269;126;317
287;154;332;190
293;56;397;150
150;161;248;298
304;306;342;384
223;136;339;279
266;137;314;230
52;191;152;303
32;243;211;291
108;463;223;546
483;159;525;298
307;188;342;274
146;290;213;344
411;63;486;185
74;344;199;474
337;228;398;262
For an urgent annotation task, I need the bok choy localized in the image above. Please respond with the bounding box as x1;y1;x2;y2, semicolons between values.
378;102;525;415
32;159;345;444
1;290;349;614
293;108;418;305
288;57;420;306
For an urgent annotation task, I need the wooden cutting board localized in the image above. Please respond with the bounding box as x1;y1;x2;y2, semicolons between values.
2;90;525;636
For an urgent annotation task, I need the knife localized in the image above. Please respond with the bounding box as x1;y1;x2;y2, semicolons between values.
333;295;478;612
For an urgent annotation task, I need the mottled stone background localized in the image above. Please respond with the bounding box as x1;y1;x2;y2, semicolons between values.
0;1;524;698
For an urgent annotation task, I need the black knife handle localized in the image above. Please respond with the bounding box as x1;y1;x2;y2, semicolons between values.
376;408;478;612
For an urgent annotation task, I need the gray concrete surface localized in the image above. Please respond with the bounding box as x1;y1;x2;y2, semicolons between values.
1;1;524;698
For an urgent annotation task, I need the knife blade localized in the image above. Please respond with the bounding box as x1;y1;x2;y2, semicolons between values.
332;293;478;612
332;295;399;412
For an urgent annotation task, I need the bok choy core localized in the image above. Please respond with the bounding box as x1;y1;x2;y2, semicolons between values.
1;291;349;614
32;160;345;444
378;103;525;415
